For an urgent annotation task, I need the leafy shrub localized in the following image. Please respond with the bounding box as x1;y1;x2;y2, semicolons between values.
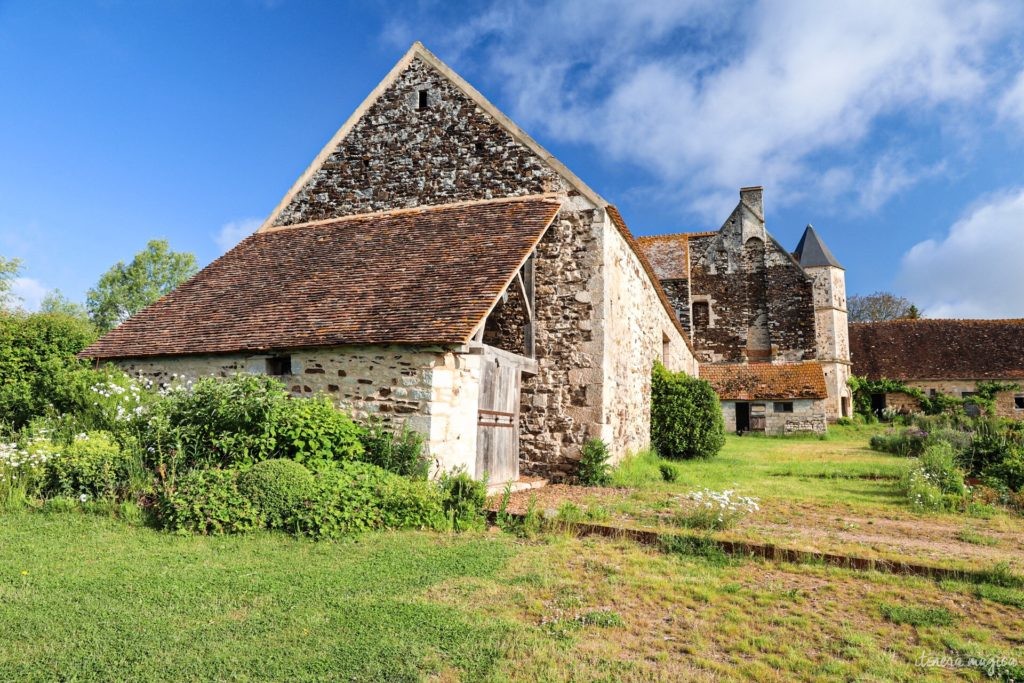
981;450;1024;493
963;423;1015;478
919;442;967;496
292;461;443;539
147;375;288;470
39;431;135;501
577;438;612;486
158;468;263;535
238;458;314;529
277;396;364;468
357;422;428;478
0;311;98;429
380;475;447;531
900;442;966;511
437;469;488;531
659;462;679;483
650;362;724;460
869;429;927;457
835;417;854;426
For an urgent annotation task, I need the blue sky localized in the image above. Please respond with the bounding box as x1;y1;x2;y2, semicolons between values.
2;0;1024;317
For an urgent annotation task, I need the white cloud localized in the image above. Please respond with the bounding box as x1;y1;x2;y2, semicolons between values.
392;0;1021;217
896;187;1024;318
998;69;1024;129
215;218;261;253
10;277;48;311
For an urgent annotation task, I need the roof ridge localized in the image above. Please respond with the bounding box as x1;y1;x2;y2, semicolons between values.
259;193;563;234
637;230;716;242
850;318;1024;325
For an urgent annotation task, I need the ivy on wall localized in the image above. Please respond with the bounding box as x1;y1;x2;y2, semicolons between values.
846;376;1021;418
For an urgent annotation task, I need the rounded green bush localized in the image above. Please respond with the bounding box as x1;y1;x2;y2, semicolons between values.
239;458;314;529
651;362;725;460
158;468;263;535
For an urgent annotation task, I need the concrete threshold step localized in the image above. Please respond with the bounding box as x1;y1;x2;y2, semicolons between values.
487;476;547;496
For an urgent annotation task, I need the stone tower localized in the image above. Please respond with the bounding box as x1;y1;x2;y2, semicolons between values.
794;225;851;419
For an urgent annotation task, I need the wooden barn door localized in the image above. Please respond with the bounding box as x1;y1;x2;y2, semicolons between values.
476;354;520;484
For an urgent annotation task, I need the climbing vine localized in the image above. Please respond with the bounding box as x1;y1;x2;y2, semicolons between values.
847;377;1022;419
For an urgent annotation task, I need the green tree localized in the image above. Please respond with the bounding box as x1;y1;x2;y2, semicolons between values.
40;289;91;323
87;240;198;331
0;256;22;311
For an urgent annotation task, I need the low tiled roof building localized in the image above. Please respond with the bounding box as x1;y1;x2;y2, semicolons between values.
699;362;829;434
850;319;1024;418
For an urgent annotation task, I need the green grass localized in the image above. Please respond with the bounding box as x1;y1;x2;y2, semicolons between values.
879;604;957;627
612;425;906;507
2;510;1022;681
0;512;514;681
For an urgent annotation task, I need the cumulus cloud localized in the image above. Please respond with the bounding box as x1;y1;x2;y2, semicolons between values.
386;0;1020;217
896;188;1024;318
10;277;48;311
215;218;261;253
998;69;1024;129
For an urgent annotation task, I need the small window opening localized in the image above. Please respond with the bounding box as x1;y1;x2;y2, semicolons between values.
417;89;429;110
773;402;794;413
662;333;671;364
929;388;938;398
692;301;710;330
266;355;292;376
1015;396;1024;410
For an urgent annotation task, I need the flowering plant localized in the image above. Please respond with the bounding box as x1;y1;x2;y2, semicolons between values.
674;488;760;530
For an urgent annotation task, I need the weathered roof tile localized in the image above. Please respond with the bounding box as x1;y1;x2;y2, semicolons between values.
700;362;828;400
850;319;1024;380
82;197;561;359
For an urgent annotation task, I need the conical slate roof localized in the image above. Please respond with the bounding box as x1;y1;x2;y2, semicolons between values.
794;224;842;269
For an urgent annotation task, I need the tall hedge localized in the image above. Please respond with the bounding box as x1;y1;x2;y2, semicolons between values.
650;361;725;460
0;312;98;428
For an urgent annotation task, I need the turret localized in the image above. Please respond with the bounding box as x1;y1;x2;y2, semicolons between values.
795;225;852;419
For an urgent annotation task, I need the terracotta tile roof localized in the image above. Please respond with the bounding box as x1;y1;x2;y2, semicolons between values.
699;362;828;400
636;234;689;280
605;206;695;353
82;197;561;359
850;319;1024;381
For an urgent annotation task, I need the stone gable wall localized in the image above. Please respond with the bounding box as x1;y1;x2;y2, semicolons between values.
273;56;569;226
687;207;816;363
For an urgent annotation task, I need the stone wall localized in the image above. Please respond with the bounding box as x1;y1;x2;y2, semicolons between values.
687;198;816;364
720;399;826;434
112;345;481;474
273;56;569;227
600;212;696;461
517;207;604;480
660;279;691;334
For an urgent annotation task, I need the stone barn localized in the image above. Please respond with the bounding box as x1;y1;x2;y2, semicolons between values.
850;319;1024;419
81;42;697;483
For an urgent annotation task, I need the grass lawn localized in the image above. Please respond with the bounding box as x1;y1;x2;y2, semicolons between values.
2;512;1024;681
3;425;1024;680
496;425;1024;574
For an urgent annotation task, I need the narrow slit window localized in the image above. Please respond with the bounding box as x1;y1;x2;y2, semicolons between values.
417;89;429;110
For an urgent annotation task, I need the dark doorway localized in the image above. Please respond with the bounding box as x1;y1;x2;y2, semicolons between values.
870;393;886;416
736;402;750;432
